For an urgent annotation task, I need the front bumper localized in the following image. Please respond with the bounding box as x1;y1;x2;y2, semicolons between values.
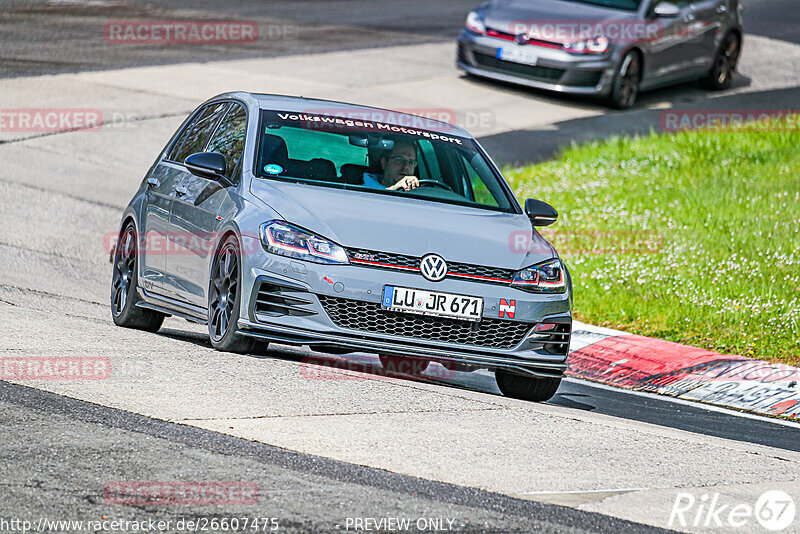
237;238;572;378
457;30;618;96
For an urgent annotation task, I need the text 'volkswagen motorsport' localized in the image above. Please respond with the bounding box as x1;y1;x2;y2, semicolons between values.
111;92;572;402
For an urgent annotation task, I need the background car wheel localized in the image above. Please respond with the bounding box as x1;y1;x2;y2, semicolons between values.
702;32;740;90
379;355;430;375
110;222;165;332
208;235;255;353
495;370;561;402
609;51;641;109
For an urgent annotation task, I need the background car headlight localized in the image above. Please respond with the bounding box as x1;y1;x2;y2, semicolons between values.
511;259;566;293
260;221;349;265
466;11;487;35
564;36;609;53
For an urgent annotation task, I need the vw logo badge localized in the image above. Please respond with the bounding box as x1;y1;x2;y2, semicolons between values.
420;254;448;282
515;33;530;44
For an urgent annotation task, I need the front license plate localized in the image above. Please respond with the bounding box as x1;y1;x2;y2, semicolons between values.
497;46;538;66
382;286;483;322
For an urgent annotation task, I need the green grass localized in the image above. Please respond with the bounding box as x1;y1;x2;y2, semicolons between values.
504;118;800;365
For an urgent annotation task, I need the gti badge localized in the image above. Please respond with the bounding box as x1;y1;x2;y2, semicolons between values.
419;254;448;282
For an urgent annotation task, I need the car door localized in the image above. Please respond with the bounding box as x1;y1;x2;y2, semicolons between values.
169;102;246;308
643;0;697;82
159;102;231;302
139;108;209;296
684;0;729;70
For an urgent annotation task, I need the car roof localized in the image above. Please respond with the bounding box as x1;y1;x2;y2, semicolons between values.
208;91;472;138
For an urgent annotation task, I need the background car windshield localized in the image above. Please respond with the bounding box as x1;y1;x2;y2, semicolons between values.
255;110;516;213
561;0;642;10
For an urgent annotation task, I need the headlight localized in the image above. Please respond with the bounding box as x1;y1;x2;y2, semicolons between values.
466;11;487;34
511;259;566;293
259;221;349;265
564;36;609;53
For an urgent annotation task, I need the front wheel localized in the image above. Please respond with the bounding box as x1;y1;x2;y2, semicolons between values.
208;235;255;353
110;222;165;332
702;32;740;90
608;51;641;110
495;371;561;402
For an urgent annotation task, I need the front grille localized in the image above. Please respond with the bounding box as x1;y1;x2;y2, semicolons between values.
457;42;470;64
530;322;571;355
473;52;565;83
319;295;533;349
566;70;603;87
345;247;516;284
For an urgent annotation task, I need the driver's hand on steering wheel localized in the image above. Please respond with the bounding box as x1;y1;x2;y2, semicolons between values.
387;175;420;192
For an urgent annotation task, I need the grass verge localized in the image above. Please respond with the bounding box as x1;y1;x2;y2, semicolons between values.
505;117;800;365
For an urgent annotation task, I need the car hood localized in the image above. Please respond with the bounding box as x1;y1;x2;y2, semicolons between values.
249;179;556;270
483;0;638;36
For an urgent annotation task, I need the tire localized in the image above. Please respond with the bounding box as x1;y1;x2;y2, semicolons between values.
208;234;255;353
379;355;430;375
495;370;561;402
702;32;740;90
608;51;642;110
110;222;165;332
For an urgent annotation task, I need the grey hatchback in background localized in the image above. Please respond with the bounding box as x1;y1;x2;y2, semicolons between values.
458;0;743;108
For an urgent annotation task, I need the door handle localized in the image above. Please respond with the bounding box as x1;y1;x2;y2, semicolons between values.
146;177;160;188
175;185;188;197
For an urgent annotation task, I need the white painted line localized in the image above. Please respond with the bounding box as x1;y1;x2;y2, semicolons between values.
519;487;648;495
563;377;800;428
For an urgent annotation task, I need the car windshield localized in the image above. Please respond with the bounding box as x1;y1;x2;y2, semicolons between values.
255;110;517;213
559;0;642;10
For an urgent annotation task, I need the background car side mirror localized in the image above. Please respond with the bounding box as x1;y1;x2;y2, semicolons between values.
184;152;231;186
653;1;681;17
524;198;558;227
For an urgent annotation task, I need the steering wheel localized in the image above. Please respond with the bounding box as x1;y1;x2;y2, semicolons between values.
415;179;454;192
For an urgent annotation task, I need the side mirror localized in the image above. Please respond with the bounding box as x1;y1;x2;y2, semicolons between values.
653;1;681;17
524;198;558;227
184;152;230;185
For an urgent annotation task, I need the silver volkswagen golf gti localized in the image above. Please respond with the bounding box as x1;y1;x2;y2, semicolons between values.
111;92;572;402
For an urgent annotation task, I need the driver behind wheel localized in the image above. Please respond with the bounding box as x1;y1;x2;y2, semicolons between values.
362;139;420;191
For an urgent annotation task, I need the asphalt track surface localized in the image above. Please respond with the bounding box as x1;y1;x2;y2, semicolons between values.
1;1;800;533
1;380;670;534
0;0;796;78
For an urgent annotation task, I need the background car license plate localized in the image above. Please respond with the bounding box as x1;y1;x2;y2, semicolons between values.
382;286;483;322
497;46;538;66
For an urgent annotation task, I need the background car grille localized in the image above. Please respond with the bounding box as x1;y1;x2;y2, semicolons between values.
345;247;516;284
318;295;533;349
473;52;565;83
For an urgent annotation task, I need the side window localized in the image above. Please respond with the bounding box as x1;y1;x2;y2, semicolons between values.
172;103;230;164
207;104;247;181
